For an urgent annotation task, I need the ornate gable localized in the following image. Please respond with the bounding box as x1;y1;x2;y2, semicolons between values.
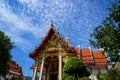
29;25;74;59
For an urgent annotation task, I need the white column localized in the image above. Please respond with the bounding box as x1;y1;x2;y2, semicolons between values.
32;60;38;80
39;53;45;80
59;53;62;80
91;68;95;80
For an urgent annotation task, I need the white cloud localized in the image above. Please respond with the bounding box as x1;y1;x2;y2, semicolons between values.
0;0;99;53
17;0;75;27
18;0;39;7
0;4;48;37
0;0;50;53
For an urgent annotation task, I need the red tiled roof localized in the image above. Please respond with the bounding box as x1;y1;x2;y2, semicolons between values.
84;61;94;64
92;50;107;65
82;48;91;57
29;26;56;58
8;60;18;68
82;57;93;61
29;25;76;59
94;59;107;63
75;47;108;66
95;63;107;66
7;60;23;76
93;50;106;59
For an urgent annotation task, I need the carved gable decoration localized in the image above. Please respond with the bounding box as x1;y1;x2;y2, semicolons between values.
29;25;70;58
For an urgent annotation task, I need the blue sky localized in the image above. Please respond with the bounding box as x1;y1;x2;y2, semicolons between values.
0;0;117;76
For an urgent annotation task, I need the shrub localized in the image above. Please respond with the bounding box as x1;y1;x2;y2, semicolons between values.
62;73;69;80
11;76;23;80
79;77;91;80
63;57;90;80
65;76;76;80
97;69;120;80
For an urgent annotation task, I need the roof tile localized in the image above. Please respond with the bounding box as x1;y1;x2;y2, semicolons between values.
95;59;107;63
82;57;93;61
82;48;91;57
93;50;106;59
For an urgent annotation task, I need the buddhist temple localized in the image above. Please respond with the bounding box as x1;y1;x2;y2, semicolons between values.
29;24;109;80
75;47;108;79
0;60;24;80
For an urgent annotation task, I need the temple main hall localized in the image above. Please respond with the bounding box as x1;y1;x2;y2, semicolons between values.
29;24;108;80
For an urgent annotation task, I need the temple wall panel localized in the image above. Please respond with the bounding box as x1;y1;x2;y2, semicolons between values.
100;67;107;74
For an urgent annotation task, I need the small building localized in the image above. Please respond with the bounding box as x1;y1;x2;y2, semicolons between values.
29;24;109;80
75;47;108;80
0;60;24;80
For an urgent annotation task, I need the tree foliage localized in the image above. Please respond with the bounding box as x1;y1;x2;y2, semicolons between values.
97;69;120;80
62;73;69;80
11;76;23;80
0;31;14;76
90;0;120;62
63;57;90;80
65;76;76;80
79;77;91;80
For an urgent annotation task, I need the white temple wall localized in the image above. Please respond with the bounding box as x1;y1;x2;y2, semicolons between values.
91;68;98;80
100;67;107;74
88;67;108;80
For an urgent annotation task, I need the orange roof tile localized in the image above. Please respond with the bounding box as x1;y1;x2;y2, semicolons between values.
83;61;94;64
95;59;107;63
74;47;108;66
95;63;107;66
93;50;106;59
82;48;91;57
82;57;93;61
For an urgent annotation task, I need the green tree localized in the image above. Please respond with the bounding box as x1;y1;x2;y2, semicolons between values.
97;69;120;80
106;69;120;80
62;73;69;80
90;0;120;62
63;57;90;80
79;77;91;80
65;76;76;80
11;76;23;80
0;31;14;77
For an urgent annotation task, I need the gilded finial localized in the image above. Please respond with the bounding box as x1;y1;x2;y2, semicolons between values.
51;20;53;26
